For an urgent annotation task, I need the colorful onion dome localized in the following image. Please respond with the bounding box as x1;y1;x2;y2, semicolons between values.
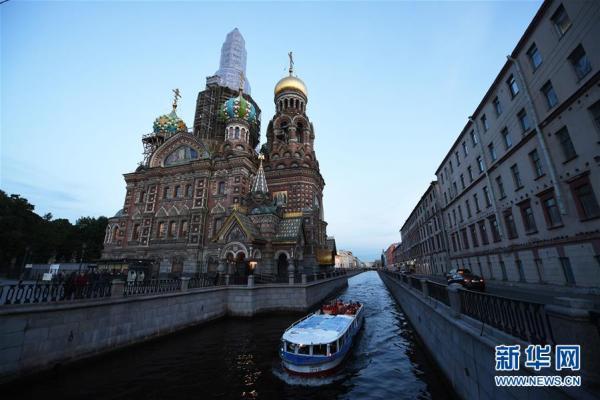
153;110;188;135
274;75;307;97
220;93;257;124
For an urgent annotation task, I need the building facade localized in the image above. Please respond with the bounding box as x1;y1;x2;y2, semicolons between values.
396;182;449;275
335;250;360;269
101;29;334;278
426;0;600;288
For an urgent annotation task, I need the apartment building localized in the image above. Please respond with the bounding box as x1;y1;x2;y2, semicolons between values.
435;0;600;288
398;182;449;275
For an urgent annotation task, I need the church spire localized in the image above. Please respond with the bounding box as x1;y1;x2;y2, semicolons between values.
252;153;268;194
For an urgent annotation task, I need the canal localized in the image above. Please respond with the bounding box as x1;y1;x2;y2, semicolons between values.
3;271;455;399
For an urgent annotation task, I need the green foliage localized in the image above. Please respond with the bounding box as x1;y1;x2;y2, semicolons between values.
0;190;108;277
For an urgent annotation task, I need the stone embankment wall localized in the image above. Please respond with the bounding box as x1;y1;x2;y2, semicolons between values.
0;273;354;383
378;272;596;400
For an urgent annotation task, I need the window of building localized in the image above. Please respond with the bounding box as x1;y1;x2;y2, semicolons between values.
474;193;480;213
542;195;563;227
461;228;469;249
467;166;473;182
570;177;600;220
483;186;492;207
500;260;508;281
452;181;458;196
132;223;140;240
481;114;489;132
449;160;454;173
511;164;523;189
534;258;545;283
568;44;592;80
559;257;576;285
589;100;600;135
502;127;512;149
168;221;177;238
529;149;544;178
477;156;484;173
465;199;472;218
488;143;497;161
489;215;501;242
218;181;226;195
517;109;531;133
541;81;558;109
551;4;572;38
460;174;465;190
496;175;506;198
470;224;479;247
458;205;464;222
515;259;526;282
185;184;192;197
163;186;169;199
455;151;460;166
478;220;489;245
555;126;577;161
493;97;502;116
519;202;538;233
157;221;166;238
462;141;468;156
527;43;542;71
470;130;478;146
180;220;189;237
507;74;519;97
214;217;223;234
504;210;518;239
174;185;181;198
138;190;146;203
452;209;457;226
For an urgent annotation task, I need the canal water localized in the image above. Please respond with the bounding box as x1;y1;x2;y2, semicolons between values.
4;271;455;399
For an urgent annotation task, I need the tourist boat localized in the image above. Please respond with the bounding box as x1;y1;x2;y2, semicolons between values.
280;299;364;376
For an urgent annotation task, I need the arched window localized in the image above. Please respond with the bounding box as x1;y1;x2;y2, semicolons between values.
163;186;169;199
111;226;118;242
235;127;240;139
218;181;225;195
185;184;192;197
164;146;199;166
285;98;289;109
174;186;181;197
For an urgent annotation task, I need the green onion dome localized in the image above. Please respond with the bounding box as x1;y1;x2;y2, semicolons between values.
219;93;257;124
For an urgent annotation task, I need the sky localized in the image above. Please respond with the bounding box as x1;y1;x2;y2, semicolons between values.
1;0;542;262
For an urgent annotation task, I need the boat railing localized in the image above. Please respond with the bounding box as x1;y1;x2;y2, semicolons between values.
283;312;315;334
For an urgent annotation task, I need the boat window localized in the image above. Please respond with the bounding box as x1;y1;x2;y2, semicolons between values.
298;345;310;355
286;342;296;353
329;341;338;354
313;344;327;356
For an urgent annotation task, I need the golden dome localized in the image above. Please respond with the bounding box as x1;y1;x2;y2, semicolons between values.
274;75;307;97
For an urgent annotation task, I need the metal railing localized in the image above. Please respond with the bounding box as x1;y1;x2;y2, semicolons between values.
188;274;219;289
123;279;182;297
459;289;555;345
1;281;112;305
0;269;353;306
410;276;422;292
427;281;450;306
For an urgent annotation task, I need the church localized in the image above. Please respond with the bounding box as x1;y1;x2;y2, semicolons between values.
101;29;335;278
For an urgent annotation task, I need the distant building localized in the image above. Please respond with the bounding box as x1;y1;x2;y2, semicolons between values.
397;182;449;274
383;243;399;269
335;250;360;269
398;0;600;289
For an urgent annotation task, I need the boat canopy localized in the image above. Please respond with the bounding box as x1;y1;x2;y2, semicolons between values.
283;314;353;345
